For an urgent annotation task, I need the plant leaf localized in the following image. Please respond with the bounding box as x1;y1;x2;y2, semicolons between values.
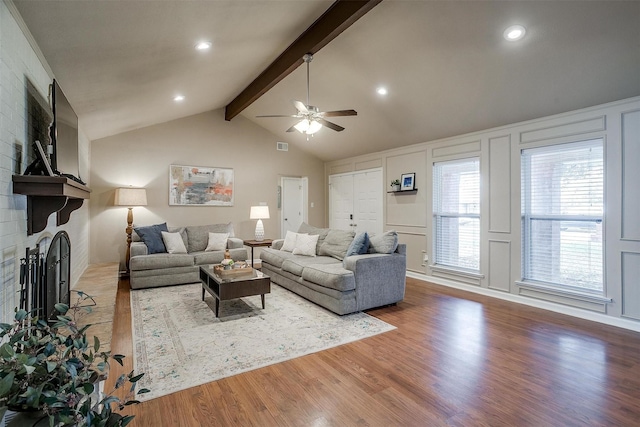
94;335;100;352
129;373;144;383
54;303;69;314
113;354;125;366
0;371;15;397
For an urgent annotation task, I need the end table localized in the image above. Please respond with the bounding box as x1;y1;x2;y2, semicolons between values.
243;239;273;268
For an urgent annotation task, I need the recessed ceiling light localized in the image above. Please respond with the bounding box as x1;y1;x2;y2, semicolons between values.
504;25;526;41
195;41;212;51
376;87;388;96
173;95;185;102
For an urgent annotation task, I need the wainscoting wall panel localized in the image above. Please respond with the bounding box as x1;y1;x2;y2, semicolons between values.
488;240;511;292
519;116;606;144
621;109;640;241
488;135;511;233
622;251;640;320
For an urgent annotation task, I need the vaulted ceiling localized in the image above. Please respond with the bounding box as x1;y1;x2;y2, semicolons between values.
12;0;640;162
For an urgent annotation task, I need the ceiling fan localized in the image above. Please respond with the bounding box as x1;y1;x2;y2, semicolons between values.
256;53;357;137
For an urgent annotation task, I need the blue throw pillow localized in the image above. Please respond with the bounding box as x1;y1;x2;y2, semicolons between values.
134;223;168;254
343;232;370;266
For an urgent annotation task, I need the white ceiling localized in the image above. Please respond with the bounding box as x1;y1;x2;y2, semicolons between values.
12;0;640;162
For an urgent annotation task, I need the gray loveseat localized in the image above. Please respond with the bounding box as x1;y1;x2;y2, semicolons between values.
129;223;248;289
260;223;406;315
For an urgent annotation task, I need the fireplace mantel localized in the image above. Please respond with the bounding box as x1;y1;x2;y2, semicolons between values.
12;175;91;235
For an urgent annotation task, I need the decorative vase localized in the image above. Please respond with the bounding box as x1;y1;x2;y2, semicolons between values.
392;184;400;192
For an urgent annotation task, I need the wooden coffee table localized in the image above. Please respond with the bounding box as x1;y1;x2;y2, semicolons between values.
199;265;271;317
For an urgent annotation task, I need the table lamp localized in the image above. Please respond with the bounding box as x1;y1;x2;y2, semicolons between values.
115;187;147;273
250;205;270;241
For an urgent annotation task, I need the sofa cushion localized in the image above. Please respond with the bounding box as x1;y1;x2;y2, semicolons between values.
205;232;229;251
301;264;356;292
369;230;399;254
281;256;340;276
298;222;330;254
319;229;355;261
134;223;168;254
161;231;187;254
186;223;234;253
130;253;193;270
193;251;226;265
292;234;319;257
261;247;297;268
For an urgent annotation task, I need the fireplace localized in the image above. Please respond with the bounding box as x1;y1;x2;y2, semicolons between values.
20;231;70;319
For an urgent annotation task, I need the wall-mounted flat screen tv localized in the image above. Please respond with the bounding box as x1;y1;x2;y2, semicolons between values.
51;79;80;181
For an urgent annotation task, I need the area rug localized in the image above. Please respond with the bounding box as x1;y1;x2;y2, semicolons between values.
130;283;395;401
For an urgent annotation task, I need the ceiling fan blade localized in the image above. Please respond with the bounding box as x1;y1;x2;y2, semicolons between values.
256;114;300;118
318;118;345;132
321;109;357;117
292;100;309;114
285;124;298;133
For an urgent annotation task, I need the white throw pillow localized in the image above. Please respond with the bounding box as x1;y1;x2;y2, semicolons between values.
281;231;306;252
161;231;187;254
205;232;229;252
292;233;319;257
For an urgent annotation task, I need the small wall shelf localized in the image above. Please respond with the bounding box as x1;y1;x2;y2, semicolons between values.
12;175;91;235
387;189;418;194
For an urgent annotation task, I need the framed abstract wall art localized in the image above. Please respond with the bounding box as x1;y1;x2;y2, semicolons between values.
169;165;234;206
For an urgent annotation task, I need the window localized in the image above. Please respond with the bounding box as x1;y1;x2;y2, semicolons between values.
433;158;480;271
521;139;603;293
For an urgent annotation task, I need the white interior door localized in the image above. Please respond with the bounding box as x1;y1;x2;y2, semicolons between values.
353;169;383;235
281;177;306;237
329;174;354;231
329;169;383;234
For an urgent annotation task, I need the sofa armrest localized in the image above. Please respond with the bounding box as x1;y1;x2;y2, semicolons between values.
227;237;244;249
344;252;406;309
271;239;284;250
130;241;148;257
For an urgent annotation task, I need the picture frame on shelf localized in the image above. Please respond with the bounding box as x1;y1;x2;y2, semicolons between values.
401;172;416;191
34;140;55;176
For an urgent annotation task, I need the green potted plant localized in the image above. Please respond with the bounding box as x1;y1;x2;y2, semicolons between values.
0;291;149;426
390;179;401;191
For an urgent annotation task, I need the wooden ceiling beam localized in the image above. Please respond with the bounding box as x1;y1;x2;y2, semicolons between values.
224;0;382;121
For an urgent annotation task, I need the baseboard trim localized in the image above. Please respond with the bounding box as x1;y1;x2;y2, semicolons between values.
405;271;640;333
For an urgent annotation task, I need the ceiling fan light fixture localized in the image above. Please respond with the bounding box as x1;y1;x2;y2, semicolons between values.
294;119;322;134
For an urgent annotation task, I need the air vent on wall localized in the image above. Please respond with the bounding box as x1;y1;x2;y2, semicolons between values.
277;142;288;151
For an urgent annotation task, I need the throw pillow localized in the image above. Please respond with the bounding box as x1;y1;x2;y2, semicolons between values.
161;231;188;254
319;229;356;261
343;232;370;263
205;232;229;252
292;233;319;257
298;222;330;254
281;231;305;252
368;230;399;254
186;223;234;253
133;223;168;254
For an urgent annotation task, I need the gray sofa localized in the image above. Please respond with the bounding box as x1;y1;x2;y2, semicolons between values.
260;224;406;315
129;223;248;289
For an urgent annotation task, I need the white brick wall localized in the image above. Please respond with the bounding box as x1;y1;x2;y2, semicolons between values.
0;2;90;323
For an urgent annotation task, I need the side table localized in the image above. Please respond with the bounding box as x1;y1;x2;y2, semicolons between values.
243;239;273;268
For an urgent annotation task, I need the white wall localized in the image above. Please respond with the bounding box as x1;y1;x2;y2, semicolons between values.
89;109;326;268
0;2;90;322
326;96;640;331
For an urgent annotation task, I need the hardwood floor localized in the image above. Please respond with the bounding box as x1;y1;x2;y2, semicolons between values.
105;277;640;426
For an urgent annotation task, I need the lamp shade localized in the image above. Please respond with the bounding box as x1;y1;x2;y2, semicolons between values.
115;187;147;207
250;205;270;220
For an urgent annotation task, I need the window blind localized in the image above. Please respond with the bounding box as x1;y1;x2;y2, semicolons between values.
521;139;603;292
433;158;480;271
